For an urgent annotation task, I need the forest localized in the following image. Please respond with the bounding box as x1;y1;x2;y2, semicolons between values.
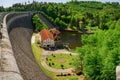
1;0;120;80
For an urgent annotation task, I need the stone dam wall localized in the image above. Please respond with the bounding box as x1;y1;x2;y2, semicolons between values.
0;12;51;80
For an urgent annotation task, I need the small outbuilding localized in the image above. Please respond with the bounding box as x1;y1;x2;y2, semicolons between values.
40;29;55;48
50;28;60;41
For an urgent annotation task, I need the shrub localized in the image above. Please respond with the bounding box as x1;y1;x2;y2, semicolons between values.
32;14;48;31
49;63;51;67
61;64;64;69
52;63;55;65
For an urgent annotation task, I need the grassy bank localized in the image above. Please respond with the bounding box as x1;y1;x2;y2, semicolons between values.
31;33;84;80
46;54;77;69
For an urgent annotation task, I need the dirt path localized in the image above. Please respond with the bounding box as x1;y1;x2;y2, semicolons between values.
41;49;78;73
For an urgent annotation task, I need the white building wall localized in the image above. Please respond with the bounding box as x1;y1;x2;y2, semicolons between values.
42;38;55;47
38;33;41;42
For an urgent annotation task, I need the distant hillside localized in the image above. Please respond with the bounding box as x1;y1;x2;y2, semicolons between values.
0;1;119;30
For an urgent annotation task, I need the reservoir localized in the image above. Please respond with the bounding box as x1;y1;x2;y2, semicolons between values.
59;31;82;49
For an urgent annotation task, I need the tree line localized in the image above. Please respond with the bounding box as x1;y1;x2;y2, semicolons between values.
76;19;120;80
32;14;48;31
1;1;120;31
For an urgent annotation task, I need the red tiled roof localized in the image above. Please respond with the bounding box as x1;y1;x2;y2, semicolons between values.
40;29;54;41
50;28;60;34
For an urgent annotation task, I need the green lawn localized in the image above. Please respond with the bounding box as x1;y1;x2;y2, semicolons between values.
46;54;77;69
31;33;55;79
31;33;84;80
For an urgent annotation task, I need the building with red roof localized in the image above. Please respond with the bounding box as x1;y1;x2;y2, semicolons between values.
40;29;55;48
50;28;61;41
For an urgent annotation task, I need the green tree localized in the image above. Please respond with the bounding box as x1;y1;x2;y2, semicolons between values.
32;14;48;31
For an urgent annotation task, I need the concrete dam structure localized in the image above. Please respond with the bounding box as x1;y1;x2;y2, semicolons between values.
0;12;51;80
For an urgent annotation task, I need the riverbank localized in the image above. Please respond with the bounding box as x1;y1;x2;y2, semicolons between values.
31;33;85;80
63;28;94;34
38;13;94;34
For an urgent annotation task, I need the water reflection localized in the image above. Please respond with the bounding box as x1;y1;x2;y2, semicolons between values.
58;31;82;49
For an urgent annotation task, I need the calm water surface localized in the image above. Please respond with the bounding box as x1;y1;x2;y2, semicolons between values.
59;31;82;49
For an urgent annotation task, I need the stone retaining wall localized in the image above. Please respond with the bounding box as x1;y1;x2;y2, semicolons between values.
0;12;51;80
0;12;30;80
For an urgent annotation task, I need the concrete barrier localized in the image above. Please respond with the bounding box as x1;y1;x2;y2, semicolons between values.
0;13;24;80
0;12;52;80
116;66;120;80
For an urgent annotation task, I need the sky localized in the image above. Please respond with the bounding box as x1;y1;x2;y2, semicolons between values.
0;0;120;8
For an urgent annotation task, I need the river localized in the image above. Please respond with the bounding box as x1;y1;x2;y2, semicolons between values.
58;31;82;49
